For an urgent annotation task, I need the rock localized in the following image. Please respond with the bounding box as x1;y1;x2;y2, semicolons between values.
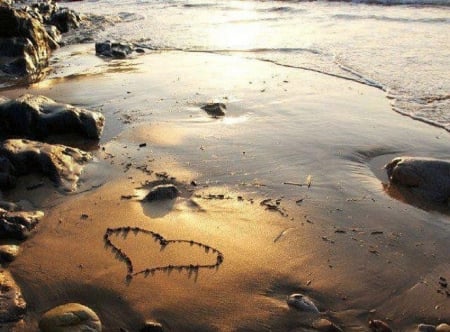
201;103;226;117
0;94;105;140
0;244;20;262
140;320;164;332
144;184;180;202
0;269;26;323
436;324;450;332
369;319;392;332
49;8;80;33
312;318;343;332
0;207;43;240
0;3;52;79
287;293;319;313
385;157;450;203
39;303;101;332
0;139;92;191
95;40;133;59
418;324;437;332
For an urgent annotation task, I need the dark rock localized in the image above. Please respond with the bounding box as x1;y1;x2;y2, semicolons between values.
95;40;134;59
0;139;92;191
0;244;20;262
385;157;450;203
49;8;80;33
0;3;52;79
418;324;437;332
369;319;392;332
287;293;319;313
141;320;164;332
39;303;101;332
0;207;43;240
144;184;180;202
0;269;26;323
312;318;343;332
201;103;226;117
0;94;105;140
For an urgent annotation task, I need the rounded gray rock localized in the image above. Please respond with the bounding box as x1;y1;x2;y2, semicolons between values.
418;324;436;332
287;293;319;313
39;303;101;332
144;184;180;202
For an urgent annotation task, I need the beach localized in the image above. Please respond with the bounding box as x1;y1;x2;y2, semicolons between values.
0;1;449;331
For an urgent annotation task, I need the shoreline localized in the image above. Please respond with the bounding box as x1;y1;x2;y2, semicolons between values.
1;45;449;331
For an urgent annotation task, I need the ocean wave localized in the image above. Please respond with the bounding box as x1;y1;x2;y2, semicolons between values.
332;13;450;23
257;0;450;6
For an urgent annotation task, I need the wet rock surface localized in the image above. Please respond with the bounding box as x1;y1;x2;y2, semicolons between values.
201;102;226;117
287;293;319;313
0;1;81;81
312;318;343;332
0;244;20;262
0;139;92;191
385;156;450;203
0;269;26;323
39;302;102;332
0;94;105;140
0;207;43;240
95;40;134;59
369;319;393;332
144;184;180;202
437;324;450;332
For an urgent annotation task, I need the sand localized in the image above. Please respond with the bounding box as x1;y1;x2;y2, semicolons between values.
1;46;449;331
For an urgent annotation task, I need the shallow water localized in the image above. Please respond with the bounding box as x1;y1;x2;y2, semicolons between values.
63;0;450;131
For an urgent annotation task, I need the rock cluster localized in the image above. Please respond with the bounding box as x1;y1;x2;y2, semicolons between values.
0;1;80;80
0;270;27;323
95;40;135;59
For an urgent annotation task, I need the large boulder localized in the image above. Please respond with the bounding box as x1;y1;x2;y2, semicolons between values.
0;94;105;140
385;157;450;203
0;139;92;191
0;269;27;323
39;303;102;332
0;207;43;240
0;3;52;78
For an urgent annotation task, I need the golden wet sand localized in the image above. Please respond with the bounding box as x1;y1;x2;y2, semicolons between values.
2;49;449;331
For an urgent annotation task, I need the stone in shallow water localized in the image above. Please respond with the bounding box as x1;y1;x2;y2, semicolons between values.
95;40;133;59
0;94;105;140
385;156;450;203
0;269;26;323
39;303;101;332
144;184;180;202
0;139;91;191
286;293;319;313
201;103;226;117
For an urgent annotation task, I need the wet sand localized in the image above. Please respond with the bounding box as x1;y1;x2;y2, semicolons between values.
1;47;449;331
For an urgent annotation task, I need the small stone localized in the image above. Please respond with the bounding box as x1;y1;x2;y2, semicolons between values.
0;270;27;323
140;320;164;332
201;103;226;117
369;319;392;332
436;323;450;332
418;324;436;332
0;244;20;262
287;293;319;313
39;303;101;332
313;318;343;332
144;184;179;202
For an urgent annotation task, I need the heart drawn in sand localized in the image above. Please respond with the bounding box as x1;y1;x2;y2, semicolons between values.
104;227;224;280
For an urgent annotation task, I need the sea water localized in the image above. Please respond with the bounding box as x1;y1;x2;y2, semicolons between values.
64;0;450;131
